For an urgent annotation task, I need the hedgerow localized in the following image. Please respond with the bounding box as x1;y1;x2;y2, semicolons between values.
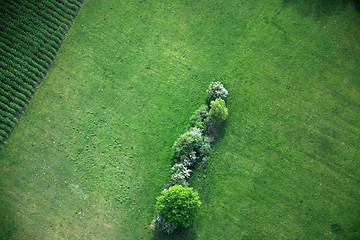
154;82;228;234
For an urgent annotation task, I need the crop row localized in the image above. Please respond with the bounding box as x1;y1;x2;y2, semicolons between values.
0;0;83;146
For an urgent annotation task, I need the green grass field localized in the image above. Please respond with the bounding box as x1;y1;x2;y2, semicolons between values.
0;0;359;239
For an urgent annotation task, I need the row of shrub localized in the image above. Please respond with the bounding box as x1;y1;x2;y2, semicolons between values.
154;82;229;234
0;0;84;146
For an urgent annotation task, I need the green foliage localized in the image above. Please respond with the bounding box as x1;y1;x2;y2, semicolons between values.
210;98;228;121
190;105;216;136
173;128;211;167
155;185;201;228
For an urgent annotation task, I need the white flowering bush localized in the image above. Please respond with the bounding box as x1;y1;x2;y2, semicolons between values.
207;81;228;102
173;128;211;167
171;163;192;184
189;127;202;136
155;214;178;234
182;151;197;167
171;163;192;177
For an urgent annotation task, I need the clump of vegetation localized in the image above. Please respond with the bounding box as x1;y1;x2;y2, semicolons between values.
155;82;229;234
154;214;179;235
155;185;202;230
170;163;191;186
210;98;228;121
172;128;211;167
207;81;228;102
190;105;216;137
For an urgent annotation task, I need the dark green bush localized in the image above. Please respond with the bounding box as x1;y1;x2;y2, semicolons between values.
190;105;216;136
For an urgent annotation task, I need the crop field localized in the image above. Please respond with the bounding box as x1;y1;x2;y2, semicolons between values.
0;0;359;239
0;0;83;145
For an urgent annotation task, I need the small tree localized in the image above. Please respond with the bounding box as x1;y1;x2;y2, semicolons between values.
210;98;228;121
155;185;202;229
207;81;228;102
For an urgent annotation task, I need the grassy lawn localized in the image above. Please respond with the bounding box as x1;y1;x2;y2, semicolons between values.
1;0;359;239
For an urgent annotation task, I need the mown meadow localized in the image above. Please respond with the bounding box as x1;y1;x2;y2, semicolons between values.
0;0;359;239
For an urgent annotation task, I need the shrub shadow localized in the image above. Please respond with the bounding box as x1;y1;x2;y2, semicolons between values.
151;226;198;240
0;192;17;239
215;120;227;141
283;0;359;19
355;0;360;11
